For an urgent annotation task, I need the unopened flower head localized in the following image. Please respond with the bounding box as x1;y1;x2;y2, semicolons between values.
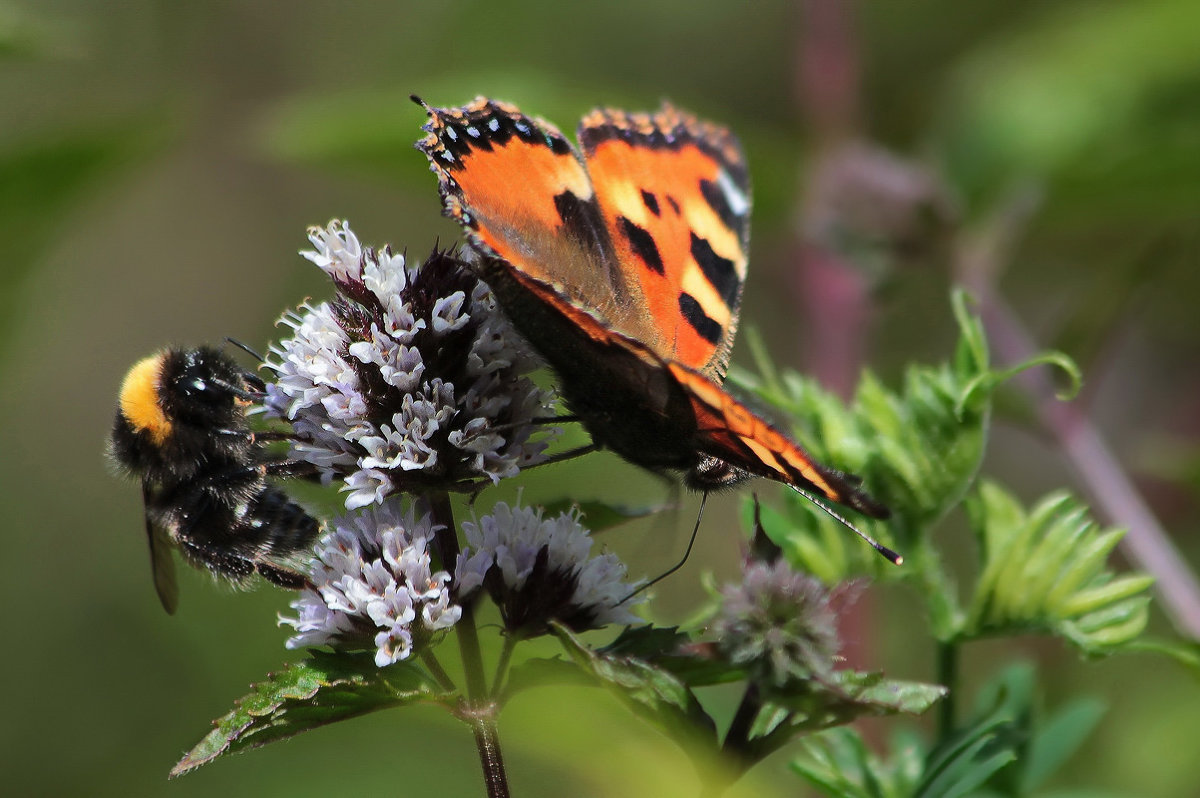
280;498;461;667
263;220;558;509
455;502;645;636
714;559;844;687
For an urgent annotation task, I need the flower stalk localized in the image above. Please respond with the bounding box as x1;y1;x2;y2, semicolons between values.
428;491;509;796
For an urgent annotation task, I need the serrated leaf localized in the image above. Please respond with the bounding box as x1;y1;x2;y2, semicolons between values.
601;625;693;658
593;625;743;687
1044;530;1126;607
550;623;718;742
749;671;946;762
798;671;949;718
171;652;448;777
963;482;1152;655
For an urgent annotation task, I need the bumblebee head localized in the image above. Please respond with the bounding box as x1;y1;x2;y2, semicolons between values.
111;347;255;480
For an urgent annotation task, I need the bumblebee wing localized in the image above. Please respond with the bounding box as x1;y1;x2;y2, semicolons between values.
144;483;179;615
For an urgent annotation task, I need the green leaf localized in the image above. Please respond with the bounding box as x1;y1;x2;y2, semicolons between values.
171;652;449;777
792;693;1019;798
792;727;925;798
949;663;1110;795
917;735;1015;798
956;349;1082;415
550;623;718;743
596;626;743;687
963;482;1154;655
1021;698;1106;791
749;671;946;764
771;671;947;728
502;654;594;696
917;669;1028;798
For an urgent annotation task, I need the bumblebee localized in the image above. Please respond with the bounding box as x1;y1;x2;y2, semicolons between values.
109;346;320;613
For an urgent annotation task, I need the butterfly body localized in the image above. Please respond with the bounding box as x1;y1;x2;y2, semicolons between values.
417;96;888;520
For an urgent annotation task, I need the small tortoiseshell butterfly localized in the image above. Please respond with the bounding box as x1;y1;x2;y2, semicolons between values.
415;96;894;556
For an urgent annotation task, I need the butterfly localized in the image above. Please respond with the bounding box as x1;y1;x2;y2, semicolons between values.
414;96;895;560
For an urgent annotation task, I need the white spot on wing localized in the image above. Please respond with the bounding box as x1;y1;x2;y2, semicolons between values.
717;169;749;218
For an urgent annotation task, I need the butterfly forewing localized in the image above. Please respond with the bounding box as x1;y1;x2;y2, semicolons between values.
579;106;750;379
416;97;643;331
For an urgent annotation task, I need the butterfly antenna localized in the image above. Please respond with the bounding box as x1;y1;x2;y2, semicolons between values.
791;485;903;565
619;491;709;604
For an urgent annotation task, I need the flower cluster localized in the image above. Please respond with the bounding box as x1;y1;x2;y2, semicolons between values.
714;558;846;687
280;499;460;666
263;220;558;509
455;502;645;636
264;221;642;665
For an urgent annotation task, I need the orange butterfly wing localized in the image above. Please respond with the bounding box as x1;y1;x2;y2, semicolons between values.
416;96;888;519
578;106;750;379
667;362;888;518
415;96;648;340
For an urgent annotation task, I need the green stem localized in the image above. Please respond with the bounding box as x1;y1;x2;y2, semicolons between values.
419;649;457;693
723;681;763;762
705;681;770;797
427;491;508;797
491;634;518;700
936;639;958;737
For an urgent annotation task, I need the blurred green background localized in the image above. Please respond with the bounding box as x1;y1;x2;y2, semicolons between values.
4;1;1198;795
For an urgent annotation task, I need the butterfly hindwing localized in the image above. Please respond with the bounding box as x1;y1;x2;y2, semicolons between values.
667;362;888;517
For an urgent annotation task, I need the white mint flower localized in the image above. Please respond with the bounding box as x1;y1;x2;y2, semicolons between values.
455;502;645;636
280;498;461;667
263;220;559;508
